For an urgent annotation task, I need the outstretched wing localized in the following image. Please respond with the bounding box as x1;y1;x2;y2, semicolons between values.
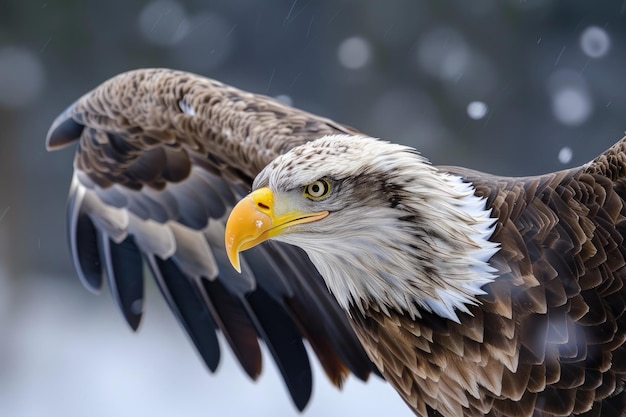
46;68;375;411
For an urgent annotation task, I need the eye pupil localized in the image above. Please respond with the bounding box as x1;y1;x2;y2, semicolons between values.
305;180;329;199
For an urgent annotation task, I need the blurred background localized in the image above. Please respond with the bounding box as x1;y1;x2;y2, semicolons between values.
1;1;626;416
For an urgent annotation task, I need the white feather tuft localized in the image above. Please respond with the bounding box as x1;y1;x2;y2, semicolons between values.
178;99;196;116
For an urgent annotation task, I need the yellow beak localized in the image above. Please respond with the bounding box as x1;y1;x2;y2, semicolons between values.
225;187;329;272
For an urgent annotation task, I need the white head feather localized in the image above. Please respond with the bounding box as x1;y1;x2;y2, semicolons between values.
254;134;500;322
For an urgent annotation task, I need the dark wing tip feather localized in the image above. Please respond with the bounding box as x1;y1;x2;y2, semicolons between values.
245;287;313;411
201;278;263;380
72;213;103;292
102;235;145;331
67;184;103;293
46;103;84;150
244;242;374;386
149;256;222;372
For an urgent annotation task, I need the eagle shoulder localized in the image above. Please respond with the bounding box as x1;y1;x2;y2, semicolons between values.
351;140;626;416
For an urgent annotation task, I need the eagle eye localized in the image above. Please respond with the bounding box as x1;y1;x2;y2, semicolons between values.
303;179;331;200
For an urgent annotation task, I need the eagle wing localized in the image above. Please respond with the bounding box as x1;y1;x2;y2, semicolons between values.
46;68;375;411
349;150;626;417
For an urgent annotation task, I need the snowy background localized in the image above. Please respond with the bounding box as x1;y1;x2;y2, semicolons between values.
1;1;626;416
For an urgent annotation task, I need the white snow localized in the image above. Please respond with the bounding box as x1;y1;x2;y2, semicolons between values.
0;273;412;417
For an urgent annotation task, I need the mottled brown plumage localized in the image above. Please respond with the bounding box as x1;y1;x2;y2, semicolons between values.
353;157;626;416
47;68;626;416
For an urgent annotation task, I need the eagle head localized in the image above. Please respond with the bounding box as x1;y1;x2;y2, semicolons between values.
225;134;500;322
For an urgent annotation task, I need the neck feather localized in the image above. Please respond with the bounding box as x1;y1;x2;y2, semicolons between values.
304;167;500;323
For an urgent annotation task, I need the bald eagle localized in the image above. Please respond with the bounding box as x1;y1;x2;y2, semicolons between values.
47;69;626;417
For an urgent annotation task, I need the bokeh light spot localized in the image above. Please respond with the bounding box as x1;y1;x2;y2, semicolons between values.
558;146;573;164
337;36;372;70
138;0;189;46
0;46;45;108
580;26;610;59
548;70;592;126
274;95;293;106
467;101;488;120
552;88;591;126
416;27;469;81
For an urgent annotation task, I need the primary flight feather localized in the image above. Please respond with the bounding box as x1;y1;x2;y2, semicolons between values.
47;68;626;417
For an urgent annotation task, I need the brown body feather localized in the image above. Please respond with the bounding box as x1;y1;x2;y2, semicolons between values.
351;146;626;416
47;68;626;416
